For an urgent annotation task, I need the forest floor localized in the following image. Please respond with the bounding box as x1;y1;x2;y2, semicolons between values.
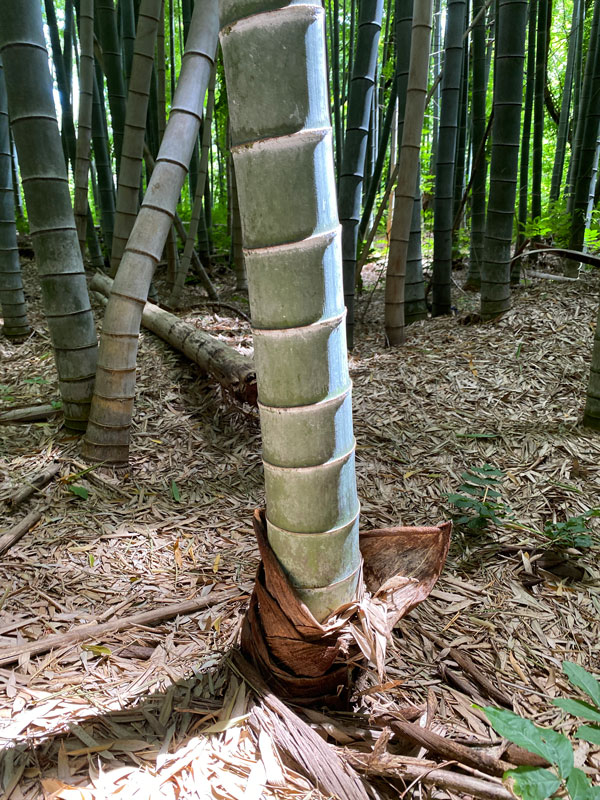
1;249;600;799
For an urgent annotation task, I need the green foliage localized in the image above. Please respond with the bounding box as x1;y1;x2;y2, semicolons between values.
0;384;15;403
170;479;181;502
445;464;513;530
542;509;600;549
520;201;572;245
68;484;89;499
447;465;599;549
483;662;600;800
24;376;48;385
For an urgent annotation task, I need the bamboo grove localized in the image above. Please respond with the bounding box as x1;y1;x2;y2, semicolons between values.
1;0;600;614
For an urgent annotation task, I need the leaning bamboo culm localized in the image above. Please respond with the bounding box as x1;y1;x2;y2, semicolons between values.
91;272;256;405
82;0;218;464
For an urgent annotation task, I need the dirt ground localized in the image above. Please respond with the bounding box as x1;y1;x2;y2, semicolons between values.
1;252;599;798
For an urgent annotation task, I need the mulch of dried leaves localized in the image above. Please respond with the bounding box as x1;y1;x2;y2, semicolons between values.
0;250;599;799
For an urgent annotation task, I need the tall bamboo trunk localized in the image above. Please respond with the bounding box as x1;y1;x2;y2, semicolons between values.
385;0;432;343
516;0;537;256
358;89;396;244
568;0;599;216
0;0;98;428
74;0;95;254
91;65;116;254
479;0;528;320
583;303;600;430
404;164;427;324
549;0;579;203
95;0;127;175
338;0;384;350
568;0;600;258
431;0;466;317
168;69;216;308
0;56;29;338
82;0;217;464
220;0;361;620
109;0;162;277
452;1;469;242
531;0;551;223
465;0;488;289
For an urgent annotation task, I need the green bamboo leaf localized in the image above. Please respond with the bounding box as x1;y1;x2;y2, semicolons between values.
566;767;600;800
505;767;560;800
81;644;111;656
562;662;600;709
574;726;600;746
171;480;181;502
68;484;89;499
484;707;574;779
553;698;600;724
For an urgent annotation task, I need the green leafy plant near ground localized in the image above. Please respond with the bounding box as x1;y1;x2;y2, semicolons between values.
542;510;600;549
483;662;600;800
445;464;514;531
446;465;600;549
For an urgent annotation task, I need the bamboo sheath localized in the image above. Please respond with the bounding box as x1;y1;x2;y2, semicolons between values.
82;0;218;464
0;0;98;428
221;0;361;619
0;56;29;337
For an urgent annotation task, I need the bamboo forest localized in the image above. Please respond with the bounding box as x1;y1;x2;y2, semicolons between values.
1;0;600;795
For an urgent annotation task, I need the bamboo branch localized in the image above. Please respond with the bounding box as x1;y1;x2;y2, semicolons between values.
0;508;45;557
0;589;240;666
388;716;514;777
419;627;512;707
0;404;61;425
345;751;513;800
9;462;61;509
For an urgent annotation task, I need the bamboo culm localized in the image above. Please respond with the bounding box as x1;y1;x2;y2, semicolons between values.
0;56;30;338
82;0;217;464
0;0;98;428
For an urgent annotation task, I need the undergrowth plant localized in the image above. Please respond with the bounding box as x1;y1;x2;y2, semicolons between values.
483;661;600;800
446;465;600;550
446;464;514;531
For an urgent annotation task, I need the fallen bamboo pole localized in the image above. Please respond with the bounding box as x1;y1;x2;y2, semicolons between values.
9;462;61;509
0;589;241;666
91;272;256;405
345;752;513;800
0;404;61;425
0;508;45;557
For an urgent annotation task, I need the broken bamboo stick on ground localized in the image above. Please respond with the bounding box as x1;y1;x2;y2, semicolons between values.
91;272;257;405
344;751;513;800
0;404;61;425
420;627;512;707
8;462;61;509
0;508;45;557
388;715;514;777
0;589;240;666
